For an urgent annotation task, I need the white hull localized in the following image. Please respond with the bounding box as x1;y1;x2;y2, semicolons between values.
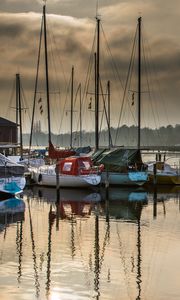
31;168;101;188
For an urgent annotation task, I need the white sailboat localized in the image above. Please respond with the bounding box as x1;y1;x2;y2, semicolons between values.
30;155;101;188
29;5;102;188
0;153;26;196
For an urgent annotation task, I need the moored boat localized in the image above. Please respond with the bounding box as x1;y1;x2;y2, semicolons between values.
30;155;102;188
0;153;26;196
92;148;148;186
148;161;180;185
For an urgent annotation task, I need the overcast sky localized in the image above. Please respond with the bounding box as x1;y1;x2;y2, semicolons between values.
0;0;180;135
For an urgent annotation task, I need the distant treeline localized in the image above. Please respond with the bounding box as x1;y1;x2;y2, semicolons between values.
23;124;180;148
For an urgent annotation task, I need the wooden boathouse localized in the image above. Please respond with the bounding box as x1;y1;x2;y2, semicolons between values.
0;117;18;156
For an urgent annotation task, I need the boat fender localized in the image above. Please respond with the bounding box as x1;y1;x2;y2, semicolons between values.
38;173;42;183
99;164;104;172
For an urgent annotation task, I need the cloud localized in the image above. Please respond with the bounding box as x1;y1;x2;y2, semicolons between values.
0;1;180;132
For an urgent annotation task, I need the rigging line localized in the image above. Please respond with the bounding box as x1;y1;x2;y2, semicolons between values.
47;24;63;138
142;34;161;132
99;79;113;146
6;79;16;118
101;24;124;90
143;50;161;140
29;15;43;155
48;33;58;95
141;35;163;146
115;26;138;144
81;26;97;121
99;81;105;135
100;23;128;124
48;17;68;85
47;22;62;96
143;26;171;130
20;86;32;133
74;82;80;107
124;28;139;130
73;83;82;143
57;75;71;138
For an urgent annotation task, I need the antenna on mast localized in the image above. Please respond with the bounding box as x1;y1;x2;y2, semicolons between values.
96;0;101;19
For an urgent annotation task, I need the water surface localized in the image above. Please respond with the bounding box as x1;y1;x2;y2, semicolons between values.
0;185;180;300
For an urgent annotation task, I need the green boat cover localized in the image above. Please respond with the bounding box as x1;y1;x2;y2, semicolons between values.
92;148;143;172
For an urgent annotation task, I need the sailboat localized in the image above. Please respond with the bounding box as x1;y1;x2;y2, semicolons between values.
0;74;27;196
28;4;76;161
0;153;26;197
147;159;180;185
29;5;102;188
92;17;148;186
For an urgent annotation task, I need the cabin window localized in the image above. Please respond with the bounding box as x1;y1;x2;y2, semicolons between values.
79;161;91;170
63;162;72;172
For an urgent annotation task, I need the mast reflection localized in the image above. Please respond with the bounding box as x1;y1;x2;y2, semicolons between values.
46;205;54;296
27;197;40;297
101;186;147;300
136;217;142;300
32;186;102;297
94;204;100;300
16;220;23;284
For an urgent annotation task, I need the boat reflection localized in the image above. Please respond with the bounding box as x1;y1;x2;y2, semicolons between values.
0;196;25;285
30;186;101;220
22;185;180;299
99;187;148;300
0;196;25;231
27;186;102;296
146;185;180;219
99;185;180;299
100;187;148;221
147;184;180;200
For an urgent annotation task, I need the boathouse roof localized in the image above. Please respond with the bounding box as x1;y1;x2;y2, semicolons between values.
0;117;16;127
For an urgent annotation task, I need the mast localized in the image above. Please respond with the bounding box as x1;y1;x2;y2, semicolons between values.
16;73;23;160
16;75;18;134
95;17;100;151
43;4;51;144
70;66;74;149
79;83;82;147
107;80;111;149
137;17;141;150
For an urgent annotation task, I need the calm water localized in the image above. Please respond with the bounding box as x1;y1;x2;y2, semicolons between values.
0;185;180;300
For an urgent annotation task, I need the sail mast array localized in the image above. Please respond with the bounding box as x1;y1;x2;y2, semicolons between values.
137;17;142;150
43;4;51;144
95;17;100;151
16;74;23;160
